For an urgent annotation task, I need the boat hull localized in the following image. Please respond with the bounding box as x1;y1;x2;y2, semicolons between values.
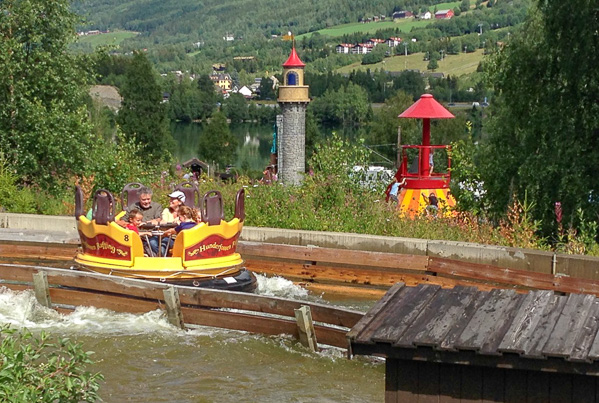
75;213;257;292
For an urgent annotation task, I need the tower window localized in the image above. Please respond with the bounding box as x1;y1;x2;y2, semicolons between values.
286;72;298;86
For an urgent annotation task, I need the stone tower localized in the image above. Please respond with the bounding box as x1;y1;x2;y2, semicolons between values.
277;45;309;185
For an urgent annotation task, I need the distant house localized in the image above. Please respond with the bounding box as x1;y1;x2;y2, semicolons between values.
212;63;226;71
223;34;235;41
210;73;232;91
373;15;380;22
392;11;409;20
387;37;402;47
352;44;373;54
233;56;255;61
427;72;445;79
366;38;385;47
238;86;253;98
335;43;353;54
420;11;432;20
435;9;454;19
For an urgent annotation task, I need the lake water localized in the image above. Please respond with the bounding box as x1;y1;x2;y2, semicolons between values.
0;274;384;402
171;122;274;173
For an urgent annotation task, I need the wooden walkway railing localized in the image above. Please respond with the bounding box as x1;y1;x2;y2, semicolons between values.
0;263;363;350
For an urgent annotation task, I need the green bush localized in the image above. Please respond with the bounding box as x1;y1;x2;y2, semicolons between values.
0;326;103;402
0;154;36;213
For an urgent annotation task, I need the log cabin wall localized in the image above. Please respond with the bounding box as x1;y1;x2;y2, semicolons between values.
386;359;598;403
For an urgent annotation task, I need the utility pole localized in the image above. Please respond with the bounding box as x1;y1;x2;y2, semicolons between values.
440;49;444;61
396;126;402;167
478;23;483;35
403;42;408;70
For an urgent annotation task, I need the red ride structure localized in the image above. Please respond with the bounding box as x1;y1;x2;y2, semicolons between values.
387;94;456;217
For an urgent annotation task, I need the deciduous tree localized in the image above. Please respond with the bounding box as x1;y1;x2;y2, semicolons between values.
0;0;94;190
482;1;599;235
197;111;238;169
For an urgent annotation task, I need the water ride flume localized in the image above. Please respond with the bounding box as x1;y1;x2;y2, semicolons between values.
73;183;256;292
388;94;457;217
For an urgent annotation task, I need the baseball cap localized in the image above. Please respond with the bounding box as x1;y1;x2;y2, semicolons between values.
168;190;186;203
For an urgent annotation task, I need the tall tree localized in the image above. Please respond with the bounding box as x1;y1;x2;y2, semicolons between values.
197;111;238;170
0;0;94;189
222;93;248;123
196;74;217;120
482;0;599;234
258;77;275;100
117;51;174;163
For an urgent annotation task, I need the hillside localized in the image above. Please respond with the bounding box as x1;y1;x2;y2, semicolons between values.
336;49;484;76
72;0;411;45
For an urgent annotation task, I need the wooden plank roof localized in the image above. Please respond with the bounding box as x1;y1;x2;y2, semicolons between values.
348;284;599;375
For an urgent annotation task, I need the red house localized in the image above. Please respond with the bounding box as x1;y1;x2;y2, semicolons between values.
435;9;454;19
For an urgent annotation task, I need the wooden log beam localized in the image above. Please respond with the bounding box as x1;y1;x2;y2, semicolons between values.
429;258;599;297
163;286;185;329
239;241;429;271
0;241;77;261
295;305;318;351
32;271;51;308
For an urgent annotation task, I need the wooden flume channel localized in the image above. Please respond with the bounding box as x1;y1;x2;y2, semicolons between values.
2;239;599;298
0;263;361;349
3;239;599;350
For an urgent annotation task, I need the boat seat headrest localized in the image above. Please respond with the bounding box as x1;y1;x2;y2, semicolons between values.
121;182;144;210
201;190;224;226
174;181;200;208
93;189;116;225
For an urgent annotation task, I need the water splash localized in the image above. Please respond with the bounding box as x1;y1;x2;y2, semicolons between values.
254;273;310;299
0;286;177;336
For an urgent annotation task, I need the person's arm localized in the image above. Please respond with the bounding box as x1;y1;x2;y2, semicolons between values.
163;228;176;237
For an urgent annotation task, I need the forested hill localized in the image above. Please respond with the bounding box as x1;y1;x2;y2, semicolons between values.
73;0;455;45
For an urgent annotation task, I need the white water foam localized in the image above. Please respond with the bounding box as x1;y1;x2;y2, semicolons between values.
0;286;178;336
254;273;310;299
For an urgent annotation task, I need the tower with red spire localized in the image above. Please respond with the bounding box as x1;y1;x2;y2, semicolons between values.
277;45;310;185
392;94;457;217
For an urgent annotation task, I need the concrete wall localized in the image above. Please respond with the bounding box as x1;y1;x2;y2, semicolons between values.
2;213;599;279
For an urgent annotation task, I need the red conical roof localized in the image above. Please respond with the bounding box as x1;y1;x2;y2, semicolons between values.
282;46;306;68
399;94;454;119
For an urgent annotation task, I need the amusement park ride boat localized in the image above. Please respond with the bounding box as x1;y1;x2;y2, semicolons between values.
74;183;256;292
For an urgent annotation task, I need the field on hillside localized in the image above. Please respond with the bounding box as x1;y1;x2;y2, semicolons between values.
76;30;139;48
335;49;484;76
297;19;430;39
298;1;463;39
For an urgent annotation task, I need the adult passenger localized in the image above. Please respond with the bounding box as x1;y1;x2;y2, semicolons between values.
118;186;163;255
159;190;186;256
162;190;186;225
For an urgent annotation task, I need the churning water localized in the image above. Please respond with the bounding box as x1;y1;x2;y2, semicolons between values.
0;275;384;402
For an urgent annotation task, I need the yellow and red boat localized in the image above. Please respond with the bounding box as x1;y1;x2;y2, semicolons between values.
74;185;256;292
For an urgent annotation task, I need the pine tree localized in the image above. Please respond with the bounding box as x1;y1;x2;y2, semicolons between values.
117;51;174;164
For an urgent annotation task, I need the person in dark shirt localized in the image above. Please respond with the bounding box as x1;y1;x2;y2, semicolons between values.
117;186;163;256
162;206;198;255
424;192;439;216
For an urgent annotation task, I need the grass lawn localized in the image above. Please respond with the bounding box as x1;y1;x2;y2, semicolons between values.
77;30;139;48
335;49;484;77
297;19;430;39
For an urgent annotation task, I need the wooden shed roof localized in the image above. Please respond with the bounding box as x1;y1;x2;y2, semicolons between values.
349;284;599;375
